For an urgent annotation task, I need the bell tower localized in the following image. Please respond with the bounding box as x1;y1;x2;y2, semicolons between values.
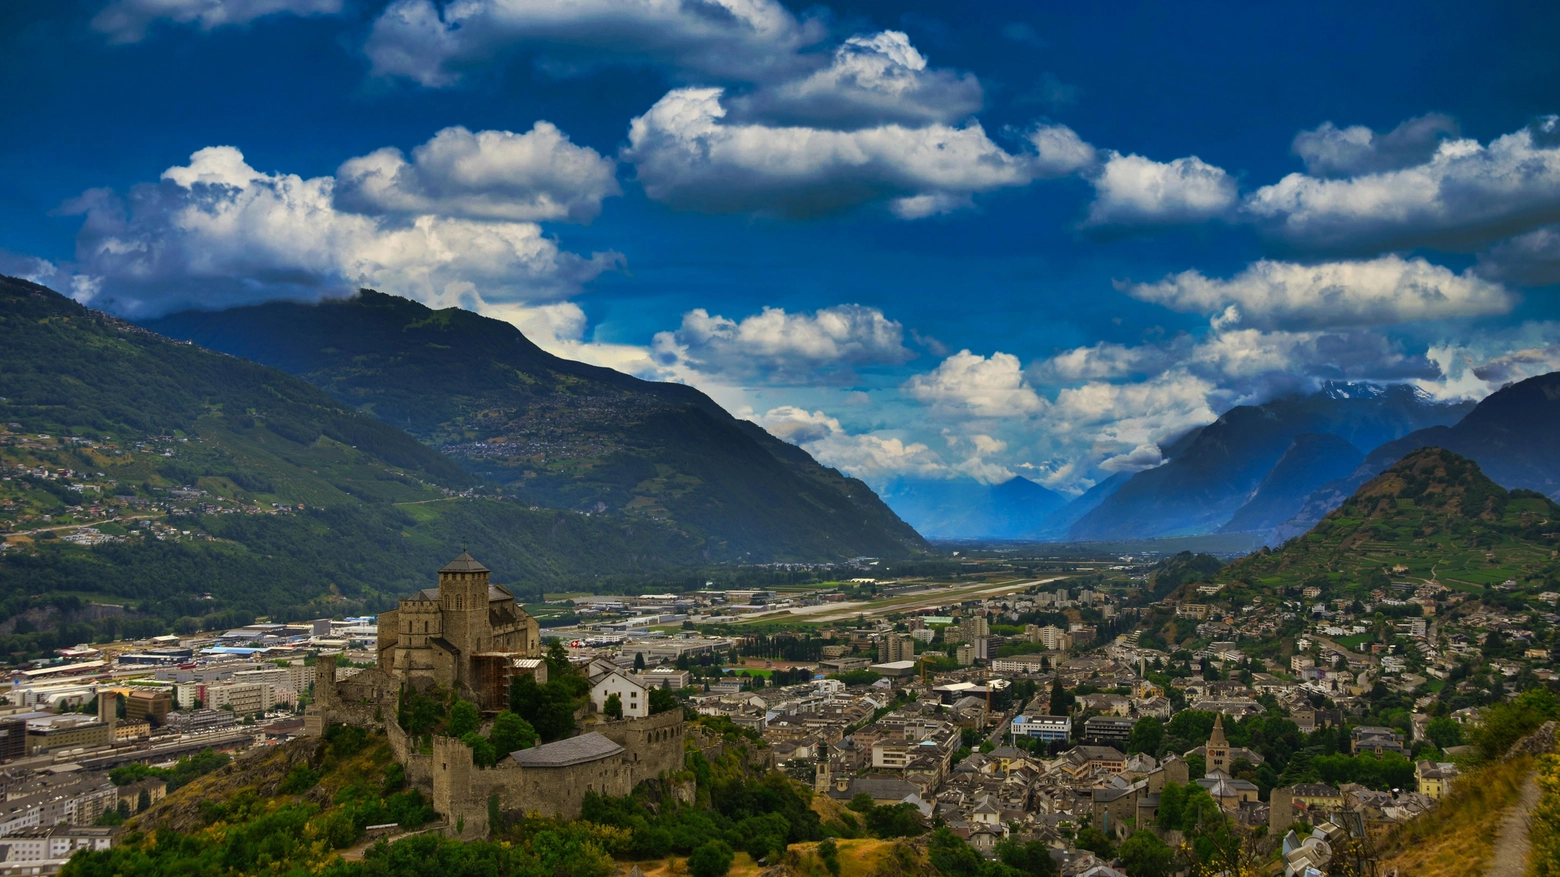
1206;713;1231;776
439;549;491;687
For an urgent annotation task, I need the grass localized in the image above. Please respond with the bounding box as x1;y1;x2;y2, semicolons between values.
1379;753;1532;877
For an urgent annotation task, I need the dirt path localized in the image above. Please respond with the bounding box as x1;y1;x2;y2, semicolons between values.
1488;770;1542;876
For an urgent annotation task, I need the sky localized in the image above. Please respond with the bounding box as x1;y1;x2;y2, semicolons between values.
3;0;1560;499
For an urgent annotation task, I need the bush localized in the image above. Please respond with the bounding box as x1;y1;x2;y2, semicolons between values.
278;765;322;794
817;838;840;876
687;840;735;877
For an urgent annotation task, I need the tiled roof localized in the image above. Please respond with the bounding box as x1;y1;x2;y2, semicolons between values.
440;551;490;573
510;732;623;767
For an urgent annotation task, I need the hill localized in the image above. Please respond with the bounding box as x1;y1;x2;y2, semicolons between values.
0;275;710;655
881;475;1067;540
1213;447;1560;598
1272;371;1560;543
144;291;927;561
1069;383;1473;541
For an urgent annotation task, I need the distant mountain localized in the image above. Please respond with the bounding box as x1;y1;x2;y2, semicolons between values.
882;475;1067;540
145;290;927;561
1270;371;1560;543
1219;447;1560;595
1219;433;1363;534
0;275;709;648
1021;472;1130;540
1068;383;1473;541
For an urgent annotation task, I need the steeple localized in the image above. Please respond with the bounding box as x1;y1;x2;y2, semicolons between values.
1209;713;1228;747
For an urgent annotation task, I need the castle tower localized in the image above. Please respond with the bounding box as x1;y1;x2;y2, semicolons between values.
439;550;492;689
1206;713;1231;776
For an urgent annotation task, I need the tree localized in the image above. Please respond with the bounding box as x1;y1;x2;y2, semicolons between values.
1129;716;1165;755
649;687;679;715
545;640;570;676
687;840;735;877
1075;826;1115;860
448;699;480;738
1049;676;1070;715
634;652;647;671
1119;830;1174;877
136;788;151;813
488;710;538;755
604;692;624;719
817;838;841;876
1425;716;1463;749
995;838;1059;877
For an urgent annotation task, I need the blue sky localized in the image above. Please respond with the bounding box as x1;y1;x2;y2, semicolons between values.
3;0;1560;497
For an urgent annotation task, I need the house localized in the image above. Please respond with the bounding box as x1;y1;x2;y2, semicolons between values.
1416;761;1459;799
591;671;649;718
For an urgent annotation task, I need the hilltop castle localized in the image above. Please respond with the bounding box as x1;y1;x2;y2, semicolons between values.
375;550;542;709
308;550;687;839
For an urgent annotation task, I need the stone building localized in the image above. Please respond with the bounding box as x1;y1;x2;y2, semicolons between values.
376;551;542;708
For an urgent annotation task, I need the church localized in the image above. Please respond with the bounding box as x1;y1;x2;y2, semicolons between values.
375;550;543;709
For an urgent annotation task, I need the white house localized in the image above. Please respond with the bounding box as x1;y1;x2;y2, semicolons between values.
591;671;649;718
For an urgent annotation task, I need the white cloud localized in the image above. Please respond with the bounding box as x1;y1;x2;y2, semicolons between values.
1292;113;1460;178
1121;255;1516;330
62;145;619;317
1418;322;1560;400
904;350;1046;417
756;406;950;485
1032;341;1166;382
730;31;982;129
623;87;1055;219
364;0;822;87
1084;152;1238;227
92;0;341;43
651;304;913;384
1245;116;1560;255
334;123;619;223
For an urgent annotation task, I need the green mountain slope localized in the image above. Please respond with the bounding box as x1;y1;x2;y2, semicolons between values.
0;275;706;654
1214;447;1560;598
145;290;927;561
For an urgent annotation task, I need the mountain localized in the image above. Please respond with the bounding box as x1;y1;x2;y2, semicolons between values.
1215;447;1560;596
1270;371;1560;543
1067;383;1473;541
1218;433;1363;534
143;290;927;561
882;475;1068;539
0;275;710;652
1021;472;1130;540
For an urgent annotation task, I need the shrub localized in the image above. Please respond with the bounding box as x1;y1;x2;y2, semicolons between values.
687;840;735;877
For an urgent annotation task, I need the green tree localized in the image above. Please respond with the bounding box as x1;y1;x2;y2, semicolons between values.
1128;716;1165;755
1425;716;1463;750
448;699;480;738
136;788;151;813
1075;826;1115;860
994;838;1059;877
604;692;624;720
488;710;537;755
1119;830;1174;877
687;840;735;877
634;652;647;672
545;640;570;676
1049;676;1070;715
649;687;679;715
817;838;841;876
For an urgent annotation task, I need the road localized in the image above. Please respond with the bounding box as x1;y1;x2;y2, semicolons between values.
1487;770;1541;876
4;513;157;539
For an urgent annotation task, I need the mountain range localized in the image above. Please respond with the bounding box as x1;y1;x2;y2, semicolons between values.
143;289;926;561
880;475;1068;539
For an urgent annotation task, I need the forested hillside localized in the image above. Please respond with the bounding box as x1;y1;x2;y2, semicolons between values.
146;291;927;561
0;275;707;657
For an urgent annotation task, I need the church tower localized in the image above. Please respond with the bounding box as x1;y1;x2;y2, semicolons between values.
439;550;491;687
1206;713;1231;776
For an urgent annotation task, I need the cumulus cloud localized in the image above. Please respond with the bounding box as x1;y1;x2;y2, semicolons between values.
1418;322;1560;400
623;87;1074;219
334;123;620;223
1292;113;1460;178
91;0;341;42
60;145;619;317
756;406;950;484
364;0;822;87
649;304;914;383
1121;255;1516;330
1031;341;1167;382
1084;152;1238;227
730;31;982;129
904;350;1046;417
1245;116;1560;255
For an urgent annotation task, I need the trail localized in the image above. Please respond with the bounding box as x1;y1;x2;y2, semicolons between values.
1487;770;1541;876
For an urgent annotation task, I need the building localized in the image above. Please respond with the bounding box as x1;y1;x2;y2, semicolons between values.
376;551;542;709
1416;761;1459;799
1205;713;1232;774
590;672;649;718
1034;625;1072;651
1010;715;1071;742
23;717;110;756
878;633;914;663
1083;717;1134;747
956;616;990;644
0;721;24;763
635;668;691;690
123;690;171;727
203;683;274;717
0;824;113;874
